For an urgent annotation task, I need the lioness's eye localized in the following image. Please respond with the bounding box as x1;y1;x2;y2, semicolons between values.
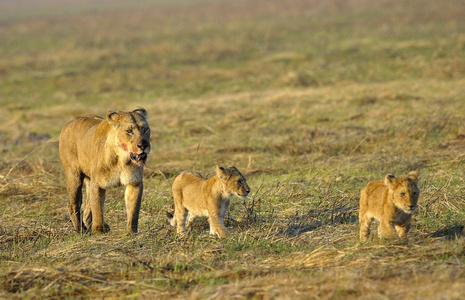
126;129;133;134
237;180;242;185
400;192;406;197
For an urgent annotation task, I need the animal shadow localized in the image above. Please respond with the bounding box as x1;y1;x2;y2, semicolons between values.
430;224;464;240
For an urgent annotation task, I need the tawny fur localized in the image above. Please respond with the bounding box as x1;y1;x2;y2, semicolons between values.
59;108;151;234
167;166;250;238
359;171;420;242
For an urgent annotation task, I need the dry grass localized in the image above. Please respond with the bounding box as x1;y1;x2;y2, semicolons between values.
1;0;465;298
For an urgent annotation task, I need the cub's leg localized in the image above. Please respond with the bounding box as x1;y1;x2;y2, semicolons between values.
207;198;231;238
208;214;230;238
219;200;230;227
88;181;109;233
174;207;188;235
185;212;197;229
359;189;371;242
172;184;188;235
64;169;85;232
359;212;372;242
378;220;396;239
395;222;411;241
125;183;143;234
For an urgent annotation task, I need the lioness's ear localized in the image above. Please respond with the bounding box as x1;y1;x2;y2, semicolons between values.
384;174;396;189
408;171;419;182
107;111;120;124
216;165;228;181
133;108;148;119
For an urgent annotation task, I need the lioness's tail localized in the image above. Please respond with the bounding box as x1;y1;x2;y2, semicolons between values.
166;211;176;226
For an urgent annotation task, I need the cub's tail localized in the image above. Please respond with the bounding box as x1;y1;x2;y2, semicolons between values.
166;211;176;227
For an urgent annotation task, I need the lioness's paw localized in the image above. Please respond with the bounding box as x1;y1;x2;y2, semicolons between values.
93;223;111;234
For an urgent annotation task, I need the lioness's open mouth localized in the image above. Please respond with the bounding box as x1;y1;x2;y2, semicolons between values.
130;152;147;165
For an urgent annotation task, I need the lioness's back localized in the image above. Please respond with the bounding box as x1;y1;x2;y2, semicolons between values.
59;116;103;163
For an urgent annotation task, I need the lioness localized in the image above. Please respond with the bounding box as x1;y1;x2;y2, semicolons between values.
359;171;420;242
167;166;250;238
59;108;151;234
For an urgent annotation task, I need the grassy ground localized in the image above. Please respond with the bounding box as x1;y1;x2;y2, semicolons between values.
1;0;465;298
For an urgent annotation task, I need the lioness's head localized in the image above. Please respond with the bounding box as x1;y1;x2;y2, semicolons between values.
107;108;151;166
216;165;250;199
385;171;420;214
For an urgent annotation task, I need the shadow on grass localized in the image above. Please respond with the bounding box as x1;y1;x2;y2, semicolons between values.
430;224;464;240
283;209;359;237
283;222;321;237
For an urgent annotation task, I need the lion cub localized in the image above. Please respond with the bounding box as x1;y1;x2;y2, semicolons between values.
359;171;420;242
167;166;250;238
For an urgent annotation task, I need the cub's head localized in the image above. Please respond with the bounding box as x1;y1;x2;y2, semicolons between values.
385;171;420;214
216;165;250;199
107;108;151;166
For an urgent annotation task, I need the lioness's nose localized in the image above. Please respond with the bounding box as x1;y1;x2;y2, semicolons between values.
137;140;149;150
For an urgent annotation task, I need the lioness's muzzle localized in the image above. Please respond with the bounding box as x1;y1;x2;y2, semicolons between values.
137;139;150;151
130;152;147;163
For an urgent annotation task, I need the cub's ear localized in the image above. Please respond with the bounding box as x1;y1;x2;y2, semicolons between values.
408;171;419;182
216;165;229;181
106;111;121;124
133;108;148;119
384;174;396;189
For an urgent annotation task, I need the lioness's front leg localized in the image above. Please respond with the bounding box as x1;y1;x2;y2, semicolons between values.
83;177;93;230
83;178;110;233
64;170;85;232
125;183;143;234
88;182;109;233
